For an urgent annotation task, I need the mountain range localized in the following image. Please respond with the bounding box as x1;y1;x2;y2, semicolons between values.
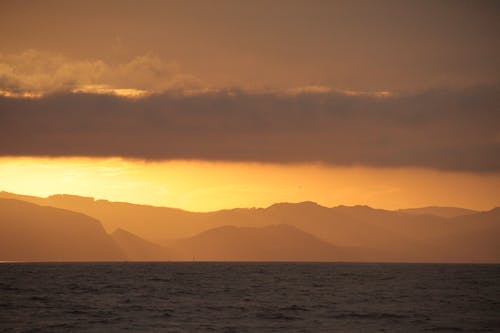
0;191;498;263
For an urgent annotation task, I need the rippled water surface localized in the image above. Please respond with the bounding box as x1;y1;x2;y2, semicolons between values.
1;263;499;332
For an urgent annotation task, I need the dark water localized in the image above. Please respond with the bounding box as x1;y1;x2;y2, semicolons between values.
1;263;499;332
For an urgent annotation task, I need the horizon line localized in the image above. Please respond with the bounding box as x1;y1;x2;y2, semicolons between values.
2;189;495;214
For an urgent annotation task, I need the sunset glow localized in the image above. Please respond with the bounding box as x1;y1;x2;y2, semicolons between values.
1;3;500;331
1;157;498;212
1;0;499;264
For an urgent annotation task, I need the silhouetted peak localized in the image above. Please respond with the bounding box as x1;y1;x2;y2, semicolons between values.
48;194;95;203
334;204;370;208
267;201;324;210
399;206;478;218
0;198;125;261
480;207;500;216
332;204;377;212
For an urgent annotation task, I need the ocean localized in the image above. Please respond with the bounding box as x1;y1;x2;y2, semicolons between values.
1;262;499;332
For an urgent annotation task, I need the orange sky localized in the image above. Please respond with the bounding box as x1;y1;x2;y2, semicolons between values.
1;1;499;91
1;157;498;211
0;1;498;212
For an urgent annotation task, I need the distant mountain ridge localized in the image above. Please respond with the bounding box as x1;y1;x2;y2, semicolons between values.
171;224;349;262
111;228;171;261
0;191;498;263
398;206;478;218
0;198;125;261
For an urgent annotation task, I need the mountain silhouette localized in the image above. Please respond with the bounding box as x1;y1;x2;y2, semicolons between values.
111;228;171;261
0;198;125;261
170;224;349;262
422;208;500;262
398;206;477;218
0;191;498;262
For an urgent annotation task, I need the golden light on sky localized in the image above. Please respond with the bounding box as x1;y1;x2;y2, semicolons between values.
1;157;498;212
1;0;500;269
0;1;499;212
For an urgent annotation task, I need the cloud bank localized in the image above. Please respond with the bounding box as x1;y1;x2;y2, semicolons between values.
1;85;498;172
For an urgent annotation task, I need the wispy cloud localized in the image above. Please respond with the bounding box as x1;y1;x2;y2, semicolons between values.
0;50;202;96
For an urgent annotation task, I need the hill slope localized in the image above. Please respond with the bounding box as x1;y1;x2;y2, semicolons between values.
111;228;171;261
1;192;498;262
171;224;353;262
398;206;477;218
0;198;125;261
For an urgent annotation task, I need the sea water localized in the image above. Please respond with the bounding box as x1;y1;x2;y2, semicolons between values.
1;262;499;332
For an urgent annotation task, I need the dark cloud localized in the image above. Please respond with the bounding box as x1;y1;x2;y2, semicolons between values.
0;86;499;172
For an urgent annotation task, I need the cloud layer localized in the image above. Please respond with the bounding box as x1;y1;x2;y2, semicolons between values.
0;50;201;96
1;85;498;172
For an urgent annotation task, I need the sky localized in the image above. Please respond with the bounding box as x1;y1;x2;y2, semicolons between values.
0;0;499;211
